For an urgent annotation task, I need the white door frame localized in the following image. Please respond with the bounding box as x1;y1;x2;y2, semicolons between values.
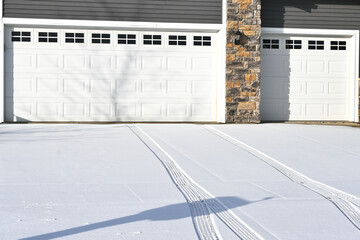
0;2;3;123
0;0;227;123
262;27;360;122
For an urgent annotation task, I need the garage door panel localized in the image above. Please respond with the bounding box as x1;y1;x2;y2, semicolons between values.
167;104;188;117
166;80;188;94
261;55;286;76
36;78;60;93
261;35;351;121
289;82;303;95
329;60;349;74
64;103;86;117
328;104;347;116
116;80;138;94
90;55;114;70
261;102;290;121
305;104;326;116
166;56;188;71
37;54;61;69
141;56;163;71
64;79;87;93
5;77;33;95
328;82;347;95
306;82;326;95
288;59;304;73
192;80;216;96
5;27;218;122
64;55;87;69
5;53;34;72
116;104;138;117
116;55;138;70
261;77;289;98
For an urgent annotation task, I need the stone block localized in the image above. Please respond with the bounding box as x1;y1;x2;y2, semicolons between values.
233;0;252;4
245;74;256;81
238;102;256;110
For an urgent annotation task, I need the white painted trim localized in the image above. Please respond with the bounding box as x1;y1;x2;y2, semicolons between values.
350;31;360;122
262;27;359;37
0;2;3;123
0;27;3;124
3;18;223;32
262;27;360;123
216;0;227;123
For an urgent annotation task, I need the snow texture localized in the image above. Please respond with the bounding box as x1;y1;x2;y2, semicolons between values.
0;123;359;240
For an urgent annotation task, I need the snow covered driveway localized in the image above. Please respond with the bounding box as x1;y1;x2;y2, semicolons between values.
0;123;359;240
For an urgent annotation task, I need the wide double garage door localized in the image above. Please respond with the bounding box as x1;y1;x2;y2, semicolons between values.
5;27;218;122
261;34;353;121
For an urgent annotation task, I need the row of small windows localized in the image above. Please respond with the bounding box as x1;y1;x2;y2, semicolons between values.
11;31;211;46
263;39;346;51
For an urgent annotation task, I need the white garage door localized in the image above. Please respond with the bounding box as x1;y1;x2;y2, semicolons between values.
5;27;218;122
261;34;352;121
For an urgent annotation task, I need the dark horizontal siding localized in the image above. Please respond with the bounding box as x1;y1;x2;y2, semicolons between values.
3;0;222;24
262;0;360;30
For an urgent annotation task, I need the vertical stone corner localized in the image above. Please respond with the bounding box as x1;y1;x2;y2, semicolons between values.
226;0;261;123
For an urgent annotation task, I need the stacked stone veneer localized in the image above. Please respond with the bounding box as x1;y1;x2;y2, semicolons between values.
226;0;261;123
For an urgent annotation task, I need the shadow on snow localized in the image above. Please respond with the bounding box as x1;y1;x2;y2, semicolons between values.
20;196;273;240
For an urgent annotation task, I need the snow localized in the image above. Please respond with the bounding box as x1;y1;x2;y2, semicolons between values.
0;123;359;240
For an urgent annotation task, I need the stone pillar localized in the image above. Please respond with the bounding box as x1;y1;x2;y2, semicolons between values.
226;0;261;123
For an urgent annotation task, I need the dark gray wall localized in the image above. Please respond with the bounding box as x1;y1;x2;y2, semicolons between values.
3;0;222;24
262;0;360;30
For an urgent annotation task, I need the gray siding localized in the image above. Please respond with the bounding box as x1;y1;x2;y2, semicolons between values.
3;0;222;24
262;0;360;30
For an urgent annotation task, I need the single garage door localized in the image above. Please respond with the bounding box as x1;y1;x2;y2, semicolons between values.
261;34;352;121
5;27;218;122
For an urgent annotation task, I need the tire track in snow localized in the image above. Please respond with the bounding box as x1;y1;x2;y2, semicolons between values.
129;125;264;240
205;126;360;230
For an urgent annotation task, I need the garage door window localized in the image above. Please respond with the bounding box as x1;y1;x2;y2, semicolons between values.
285;40;302;49
92;33;111;44
331;41;346;51
308;40;324;50
194;36;211;46
12;31;31;42
118;34;136;45
65;33;84;43
143;35;161;45
39;32;58;43
169;35;187;46
262;39;279;49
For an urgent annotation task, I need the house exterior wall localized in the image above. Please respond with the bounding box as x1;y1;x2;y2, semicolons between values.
262;0;360;74
262;0;360;121
4;0;263;123
3;0;222;24
226;0;262;123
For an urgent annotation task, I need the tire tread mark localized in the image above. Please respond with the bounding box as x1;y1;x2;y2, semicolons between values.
205;126;360;230
130;125;264;240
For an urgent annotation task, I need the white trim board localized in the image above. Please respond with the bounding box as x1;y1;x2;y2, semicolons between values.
0;1;3;122
216;0;227;123
0;25;3;123
262;27;359;122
